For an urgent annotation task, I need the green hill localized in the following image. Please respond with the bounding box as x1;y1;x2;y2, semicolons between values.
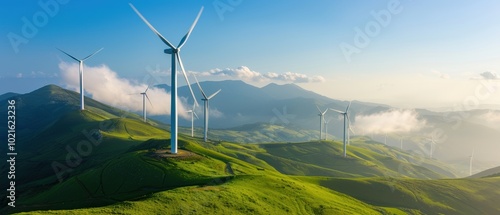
470;165;500;178
2;84;499;214
306;176;500;214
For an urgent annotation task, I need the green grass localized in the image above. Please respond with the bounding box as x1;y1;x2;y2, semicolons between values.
5;92;498;215
305;176;500;214
17;175;405;215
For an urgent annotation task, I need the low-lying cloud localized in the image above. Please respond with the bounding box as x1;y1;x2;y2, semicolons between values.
59;62;191;118
197;66;325;83
354;109;426;134
479;71;500;80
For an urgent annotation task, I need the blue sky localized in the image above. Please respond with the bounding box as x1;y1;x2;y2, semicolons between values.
2;0;500;109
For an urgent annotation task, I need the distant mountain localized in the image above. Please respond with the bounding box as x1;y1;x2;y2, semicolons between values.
0;92;19;101
0;85;140;145
6;83;500;175
154;80;500;171
470;166;500;178
261;83;331;101
158;80;390;130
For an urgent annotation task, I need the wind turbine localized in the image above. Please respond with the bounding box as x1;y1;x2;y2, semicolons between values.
140;86;153;122
187;104;199;137
316;105;329;141
426;136;437;159
57;47;103;110
330;102;354;157
324;118;332;141
469;148;474;176
194;75;221;142
130;4;201;154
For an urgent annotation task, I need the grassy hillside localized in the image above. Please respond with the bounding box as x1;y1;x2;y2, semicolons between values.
177;122;322;144
8;121;404;214
304;176;500;214
4;84;498;214
16;175;401;215
470;165;500;178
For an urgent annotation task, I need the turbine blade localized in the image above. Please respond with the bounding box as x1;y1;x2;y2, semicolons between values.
144;85;149;93
145;93;153;107
315;105;321;113
329;108;345;114
177;6;204;49
57;48;80;62
82;47;103;61
176;52;199;107
129;3;176;49
347;114;355;134
322;108;328;115
193;111;199;119
346;101;352;112
207;89;221;100
193;73;208;99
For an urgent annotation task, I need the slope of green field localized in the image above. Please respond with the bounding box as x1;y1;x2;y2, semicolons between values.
5;85;497;215
173;138;455;180
303;176;500;215
16;171;403;215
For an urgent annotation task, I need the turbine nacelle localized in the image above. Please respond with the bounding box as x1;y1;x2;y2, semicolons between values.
164;48;178;54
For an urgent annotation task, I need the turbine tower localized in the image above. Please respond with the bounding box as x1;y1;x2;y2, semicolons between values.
187;104;198;137
469;149;474;176
130;4;201;154
140;86;152;122
316;105;329;141
57;48;103;110
324;118;331;141
426;136;437;159
194;75;221;142
330;102;354;157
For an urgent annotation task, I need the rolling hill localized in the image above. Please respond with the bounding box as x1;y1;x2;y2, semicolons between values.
470;165;500;178
2;84;500;214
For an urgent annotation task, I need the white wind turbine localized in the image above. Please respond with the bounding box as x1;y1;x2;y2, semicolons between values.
57;48;103;110
426;135;437;159
140;86;153;122
130;4;201;154
194;75;221;142
187;104;199;137
324;118;332;141
330;102;354;157
469;148;474;176
316;105;329;141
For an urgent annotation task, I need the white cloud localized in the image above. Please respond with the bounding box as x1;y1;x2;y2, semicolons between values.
354;109;426;134
474;111;500;131
196;66;325;83
479;71;499;80
59;62;191;118
265;71;325;83
209;108;224;118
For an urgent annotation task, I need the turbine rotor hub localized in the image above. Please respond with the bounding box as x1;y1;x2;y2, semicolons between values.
164;48;178;54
